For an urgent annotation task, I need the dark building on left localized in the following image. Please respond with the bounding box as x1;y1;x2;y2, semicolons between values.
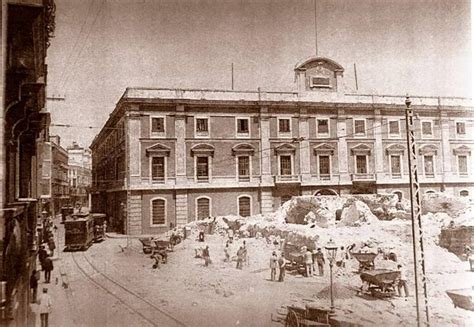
0;0;55;325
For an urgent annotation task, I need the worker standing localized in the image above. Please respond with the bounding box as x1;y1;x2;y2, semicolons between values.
278;255;286;282
314;248;325;276
304;248;313;277
202;245;211;267
270;251;278;281
397;264;409;297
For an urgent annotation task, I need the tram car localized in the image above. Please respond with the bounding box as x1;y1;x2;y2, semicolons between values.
91;213;107;242
64;212;94;251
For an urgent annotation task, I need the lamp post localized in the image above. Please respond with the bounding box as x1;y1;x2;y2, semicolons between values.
325;239;338;312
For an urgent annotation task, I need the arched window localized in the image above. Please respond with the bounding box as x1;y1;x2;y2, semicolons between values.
314;189;338;196
425;190;436;194
196;197;211;220
238;196;252;217
151;198;166;226
460;190;469;197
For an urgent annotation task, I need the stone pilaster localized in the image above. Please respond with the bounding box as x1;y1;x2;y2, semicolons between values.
260;107;272;185
260;189;274;215
440;112;452;181
127;110;141;185
175;190;188;226
175;105;187;185
127;193;142;235
374;109;384;180
299;112;311;181
337;110;350;183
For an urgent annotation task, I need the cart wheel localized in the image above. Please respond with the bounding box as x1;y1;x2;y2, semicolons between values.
285;310;300;327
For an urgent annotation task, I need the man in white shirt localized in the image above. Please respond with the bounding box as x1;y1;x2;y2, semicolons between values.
38;288;52;327
397;264;409;297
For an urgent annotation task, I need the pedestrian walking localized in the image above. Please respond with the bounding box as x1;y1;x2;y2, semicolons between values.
397;264;409;297
270;251;278;281
43;255;54;283
336;246;345;268
236;246;244;269
38;245;48;270
202;245;211;267
242;240;249;266
278;255;286;282
30;269;40;303
304;248;313;277
198;224;205;242
47;236;56;257
224;242;230;262
314;248;325;276
38;288;52;327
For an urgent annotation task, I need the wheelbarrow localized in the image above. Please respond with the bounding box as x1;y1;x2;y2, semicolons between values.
139;237;155;254
359;269;400;298
351;252;377;272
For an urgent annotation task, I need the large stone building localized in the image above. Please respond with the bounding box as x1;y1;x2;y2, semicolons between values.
67;141;92;208
0;0;55;325
90;56;474;235
49;135;69;214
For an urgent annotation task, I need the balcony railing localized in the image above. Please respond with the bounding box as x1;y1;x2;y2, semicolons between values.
274;175;301;183
196;175;210;183
351;173;376;181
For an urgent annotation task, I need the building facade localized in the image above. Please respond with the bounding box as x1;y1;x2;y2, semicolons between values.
49;135;69;215
0;0;55;325
67;141;92;208
90;56;474;235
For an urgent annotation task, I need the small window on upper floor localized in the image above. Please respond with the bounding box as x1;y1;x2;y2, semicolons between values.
456;122;466;136
195;118;209;137
310;77;331;89
421;121;433;138
278;118;291;136
354;119;366;136
151;117;165;135
317;119;329;136
236;118;250;137
388;120;400;137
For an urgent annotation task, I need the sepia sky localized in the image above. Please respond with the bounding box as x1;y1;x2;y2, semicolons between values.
46;0;472;148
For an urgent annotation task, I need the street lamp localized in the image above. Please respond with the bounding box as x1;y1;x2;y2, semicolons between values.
325;239;338;312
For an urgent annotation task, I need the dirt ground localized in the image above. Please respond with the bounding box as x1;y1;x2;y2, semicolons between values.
85;228;473;327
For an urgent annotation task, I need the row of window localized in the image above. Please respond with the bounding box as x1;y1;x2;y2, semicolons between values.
150;196;252;226
149;152;470;182
149;116;469;139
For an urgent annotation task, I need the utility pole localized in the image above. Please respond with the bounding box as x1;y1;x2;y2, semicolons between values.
404;96;430;327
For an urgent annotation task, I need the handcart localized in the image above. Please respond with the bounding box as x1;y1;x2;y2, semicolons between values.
139;237;155;254
359;269;400;298
285;304;331;327
446;288;474;311
351;252;377;272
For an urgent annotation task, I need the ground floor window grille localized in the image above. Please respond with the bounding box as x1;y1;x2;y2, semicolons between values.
151;199;166;225
197;197;210;220
238;196;251;217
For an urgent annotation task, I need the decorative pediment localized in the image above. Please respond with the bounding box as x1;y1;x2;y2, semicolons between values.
145;143;171;156
385;144;406;155
350;143;371;155
419;144;438;156
453;145;472;155
232;143;255;156
190;143;215;157
274;143;296;155
313;143;335;155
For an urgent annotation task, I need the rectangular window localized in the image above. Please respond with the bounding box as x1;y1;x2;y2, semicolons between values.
151;117;165;134
389;120;400;136
196;118;209;137
424;155;434;177
238;156;250;181
236;118;249;136
458;155;468;175
318;155;330;180
354;119;366;136
317;119;329;135
151;157;165;182
422;121;433;137
356;155;367;174
197;198;210;220
280;155;292;175
390;155;401;177
196;156;209;182
238;197;251;217
279;119;291;134
151;199;166;225
456;122;466;135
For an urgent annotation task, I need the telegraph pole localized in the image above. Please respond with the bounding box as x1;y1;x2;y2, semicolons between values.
404;96;430;326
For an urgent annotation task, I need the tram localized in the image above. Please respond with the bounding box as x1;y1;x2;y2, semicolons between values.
91;213;107;242
64;212;94;251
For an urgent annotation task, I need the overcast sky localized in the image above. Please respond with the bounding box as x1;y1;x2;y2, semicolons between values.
46;0;472;148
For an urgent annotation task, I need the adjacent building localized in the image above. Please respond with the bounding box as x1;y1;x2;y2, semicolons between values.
67;141;92;208
0;0;55;325
49;135;69;215
90;56;474;236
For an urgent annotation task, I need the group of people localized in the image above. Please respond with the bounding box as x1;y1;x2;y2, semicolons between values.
269;251;286;282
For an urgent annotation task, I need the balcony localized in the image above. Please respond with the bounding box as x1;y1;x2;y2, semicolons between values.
351;173;376;181
196;175;210;183
274;175;301;184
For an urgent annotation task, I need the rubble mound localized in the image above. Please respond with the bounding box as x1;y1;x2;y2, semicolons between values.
316;283;354;299
339;200;379;226
421;192;471;217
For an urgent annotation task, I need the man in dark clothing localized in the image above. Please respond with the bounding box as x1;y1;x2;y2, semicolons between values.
38;246;48;270
202;246;210;267
278;256;286;282
30;269;40;303
43;256;54;283
313;248;326;276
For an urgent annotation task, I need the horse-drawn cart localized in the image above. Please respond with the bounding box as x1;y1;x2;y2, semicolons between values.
359;269;400;298
351;252;377;272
